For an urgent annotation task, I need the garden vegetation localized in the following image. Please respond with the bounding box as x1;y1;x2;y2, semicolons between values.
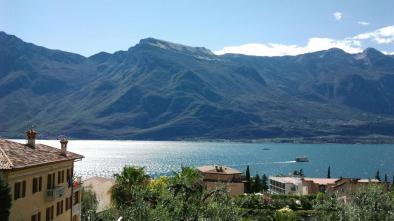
85;166;394;221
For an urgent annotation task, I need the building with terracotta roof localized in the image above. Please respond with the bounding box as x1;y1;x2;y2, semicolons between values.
197;165;244;196
327;178;386;194
0;129;84;221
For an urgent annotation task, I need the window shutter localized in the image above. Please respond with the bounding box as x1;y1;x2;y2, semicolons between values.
32;178;36;193
46;208;50;221
39;176;42;191
22;181;26;197
47;174;51;189
14;183;18;200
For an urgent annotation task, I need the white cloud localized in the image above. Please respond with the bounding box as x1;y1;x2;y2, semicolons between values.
215;25;394;57
382;51;394;55
357;21;370;26
333;12;342;21
214;38;362;56
352;25;394;44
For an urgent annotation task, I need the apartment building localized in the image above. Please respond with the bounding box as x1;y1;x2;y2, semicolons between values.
269;176;305;195
0;129;83;221
269;176;339;195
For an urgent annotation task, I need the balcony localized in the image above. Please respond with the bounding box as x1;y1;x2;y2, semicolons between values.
46;186;66;201
72;203;81;214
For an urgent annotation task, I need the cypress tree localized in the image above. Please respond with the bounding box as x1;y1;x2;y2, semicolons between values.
384;174;388;182
327;166;331;178
253;174;262;193
245;165;251;193
392;175;394;190
262;174;269;191
0;175;12;220
375;169;381;181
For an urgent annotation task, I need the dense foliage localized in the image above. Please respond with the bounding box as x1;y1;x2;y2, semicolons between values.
0;175;12;221
99;166;394;221
108;166;240;220
81;187;98;221
314;184;394;221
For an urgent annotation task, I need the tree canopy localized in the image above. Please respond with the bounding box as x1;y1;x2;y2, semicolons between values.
0;175;12;221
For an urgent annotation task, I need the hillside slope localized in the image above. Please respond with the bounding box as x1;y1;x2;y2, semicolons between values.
1;31;394;142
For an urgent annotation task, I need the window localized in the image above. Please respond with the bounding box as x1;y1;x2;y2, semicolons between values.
31;212;41;221
45;206;54;221
65;197;72;211
47;173;55;189
32;176;42;193
57;171;65;184
14;182;20;200
56;200;64;216
67;169;71;182
14;180;26;200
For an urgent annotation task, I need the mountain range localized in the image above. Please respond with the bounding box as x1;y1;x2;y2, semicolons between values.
1;31;394;143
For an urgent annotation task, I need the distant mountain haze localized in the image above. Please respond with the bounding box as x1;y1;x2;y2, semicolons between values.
1;31;394;142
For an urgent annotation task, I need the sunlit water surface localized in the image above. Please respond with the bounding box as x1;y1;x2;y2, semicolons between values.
13;140;394;181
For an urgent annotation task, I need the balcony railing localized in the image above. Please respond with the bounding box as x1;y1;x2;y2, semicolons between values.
46;186;66;201
72;203;81;214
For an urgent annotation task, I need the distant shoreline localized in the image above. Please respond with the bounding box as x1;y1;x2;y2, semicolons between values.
5;135;394;144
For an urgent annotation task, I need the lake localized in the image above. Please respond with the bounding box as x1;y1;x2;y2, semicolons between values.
14;140;394;181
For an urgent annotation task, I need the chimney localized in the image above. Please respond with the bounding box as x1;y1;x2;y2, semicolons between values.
26;128;37;148
60;138;68;156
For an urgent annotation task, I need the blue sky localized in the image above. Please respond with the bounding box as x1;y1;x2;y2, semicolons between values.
1;0;393;56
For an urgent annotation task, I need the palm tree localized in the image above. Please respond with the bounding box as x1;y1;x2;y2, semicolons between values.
110;166;149;208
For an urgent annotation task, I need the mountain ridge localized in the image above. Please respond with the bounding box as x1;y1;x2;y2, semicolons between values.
1;31;394;143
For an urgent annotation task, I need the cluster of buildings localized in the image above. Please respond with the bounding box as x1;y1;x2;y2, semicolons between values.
196;164;387;197
269;176;382;195
0;129;84;221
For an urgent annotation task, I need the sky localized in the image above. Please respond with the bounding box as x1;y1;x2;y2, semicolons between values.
1;0;393;57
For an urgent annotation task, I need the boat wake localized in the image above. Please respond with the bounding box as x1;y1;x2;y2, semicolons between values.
232;160;297;167
273;160;297;164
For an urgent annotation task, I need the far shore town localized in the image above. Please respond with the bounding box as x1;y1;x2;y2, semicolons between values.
0;129;392;221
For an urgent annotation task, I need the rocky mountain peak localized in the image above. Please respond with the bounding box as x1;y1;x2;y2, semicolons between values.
137;37;218;60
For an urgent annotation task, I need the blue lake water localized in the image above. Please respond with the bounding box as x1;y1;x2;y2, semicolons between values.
15;140;394;181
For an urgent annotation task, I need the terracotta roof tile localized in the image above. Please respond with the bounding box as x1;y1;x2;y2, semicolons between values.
0;139;83;170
